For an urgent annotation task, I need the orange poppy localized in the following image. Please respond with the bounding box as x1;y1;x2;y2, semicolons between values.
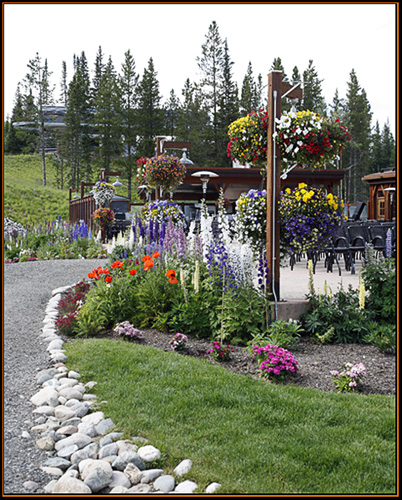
111;260;124;269
142;255;151;262
103;268;110;274
166;269;176;278
88;271;97;279
143;259;154;271
168;276;178;284
104;275;112;283
129;269;137;276
152;251;161;259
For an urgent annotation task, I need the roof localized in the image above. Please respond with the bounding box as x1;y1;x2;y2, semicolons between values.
361;170;396;182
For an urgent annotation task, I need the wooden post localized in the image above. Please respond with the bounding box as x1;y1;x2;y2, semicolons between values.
266;71;283;301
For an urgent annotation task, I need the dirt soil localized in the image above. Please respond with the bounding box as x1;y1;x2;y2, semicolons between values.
90;328;396;396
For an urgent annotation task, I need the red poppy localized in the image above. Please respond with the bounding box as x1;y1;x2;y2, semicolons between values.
142;255;151;262
104;275;112;283
129;269;137;276
144;259;154;271
111;260;124;269
103;268;110;274
166;269;176;278
152;251;161;259
168;276;178;284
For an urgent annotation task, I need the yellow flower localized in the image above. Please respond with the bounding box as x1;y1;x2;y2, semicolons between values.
298;183;307;189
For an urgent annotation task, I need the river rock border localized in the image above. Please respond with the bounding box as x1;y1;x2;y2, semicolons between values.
27;284;222;495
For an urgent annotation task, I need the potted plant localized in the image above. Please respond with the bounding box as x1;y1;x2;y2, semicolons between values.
274;110;351;172
279;183;346;256
93;181;115;208
144;154;187;194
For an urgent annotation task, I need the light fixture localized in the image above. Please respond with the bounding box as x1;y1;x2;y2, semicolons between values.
180;148;194;165
191;170;219;198
113;176;123;188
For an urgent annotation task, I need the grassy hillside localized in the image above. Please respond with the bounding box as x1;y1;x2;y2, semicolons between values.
4;154;138;228
4;154;70;226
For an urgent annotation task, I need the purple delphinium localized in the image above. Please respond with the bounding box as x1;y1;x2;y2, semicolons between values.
206;237;238;291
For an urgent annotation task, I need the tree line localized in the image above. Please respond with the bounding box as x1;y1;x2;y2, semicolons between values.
4;21;395;203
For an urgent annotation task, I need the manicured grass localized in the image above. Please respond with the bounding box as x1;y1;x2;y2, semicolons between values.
65;338;396;495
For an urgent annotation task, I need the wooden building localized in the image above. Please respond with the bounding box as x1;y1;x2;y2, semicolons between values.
361;168;396;221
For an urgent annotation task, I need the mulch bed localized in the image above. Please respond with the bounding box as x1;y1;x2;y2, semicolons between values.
63;327;396;396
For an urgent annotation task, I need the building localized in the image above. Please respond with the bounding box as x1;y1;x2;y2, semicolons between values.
361;168;396;221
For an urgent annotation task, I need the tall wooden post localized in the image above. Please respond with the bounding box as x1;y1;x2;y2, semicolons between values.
266;71;283;301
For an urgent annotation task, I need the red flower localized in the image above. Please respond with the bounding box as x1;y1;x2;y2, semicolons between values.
111;260;124;269
144;259;154;271
129;269;137;276
168;276;178;284
104;275;112;283
152;251;161;259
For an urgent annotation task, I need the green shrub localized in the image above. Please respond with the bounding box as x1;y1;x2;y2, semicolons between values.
246;319;304;352
362;248;396;324
301;285;370;344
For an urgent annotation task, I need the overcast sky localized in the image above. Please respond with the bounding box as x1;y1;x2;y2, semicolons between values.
3;3;397;135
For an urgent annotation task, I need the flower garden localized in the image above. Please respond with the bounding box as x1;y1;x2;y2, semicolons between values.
4;107;396;494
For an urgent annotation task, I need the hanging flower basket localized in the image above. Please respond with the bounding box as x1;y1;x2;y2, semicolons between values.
233;189;267;252
227;109;268;170
144;154;187;192
142;199;186;229
93;181;115;208
227;109;350;175
274;110;351;171
279;183;346;255
92;207;115;228
136;156;149;186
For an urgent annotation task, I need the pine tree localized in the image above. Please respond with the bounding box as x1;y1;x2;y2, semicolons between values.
64;63;92;189
302;60;326;115
92;46;105;105
343;69;372;203
164;89;180;138
197;21;225;166
60;61;68;106
24;53;55;186
118;49;139;200
217;39;239;166
240;62;259;114
270;57;288;81
380;120;396;171
137;57;164;157
176;78;209;165
94;56;123;170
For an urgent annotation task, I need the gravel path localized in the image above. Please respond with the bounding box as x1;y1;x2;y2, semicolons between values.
3;259;107;495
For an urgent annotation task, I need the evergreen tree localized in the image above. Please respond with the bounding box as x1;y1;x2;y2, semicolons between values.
60;61;68;106
369;121;382;174
164;89;180;138
270;57;288;81
176;78;209;165
379;120;396;171
24;53;55;186
197;20;225;166
137;57;164;157
343;69;372;203
93;56;123;170
217;39;239;166
6;84;37;153
240;62;259;114
302;59;326;115
64;63;92;189
118;49;139;200
92;46;105;105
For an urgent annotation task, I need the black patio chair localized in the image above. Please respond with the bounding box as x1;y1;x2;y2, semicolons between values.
324;233;355;276
368;224;387;257
346;224;369;265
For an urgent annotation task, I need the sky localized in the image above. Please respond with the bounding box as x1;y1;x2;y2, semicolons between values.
3;2;398;136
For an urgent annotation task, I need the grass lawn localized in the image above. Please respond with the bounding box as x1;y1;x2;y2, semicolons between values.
65;338;397;495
